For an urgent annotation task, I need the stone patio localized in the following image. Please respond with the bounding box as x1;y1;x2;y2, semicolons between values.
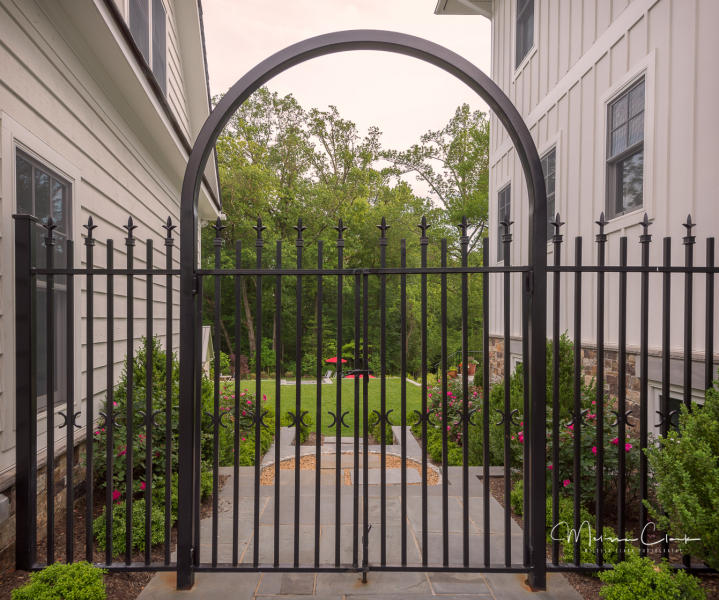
137;427;581;599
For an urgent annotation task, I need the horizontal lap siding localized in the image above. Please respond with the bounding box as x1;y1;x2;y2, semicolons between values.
487;0;719;358
0;0;186;479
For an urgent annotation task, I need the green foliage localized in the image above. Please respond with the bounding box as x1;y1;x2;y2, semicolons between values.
280;409;313;445
510;479;524;515
93;499;164;556
644;377;719;569
248;339;275;374
11;562;107;600
598;554;706;600
368;416;394;445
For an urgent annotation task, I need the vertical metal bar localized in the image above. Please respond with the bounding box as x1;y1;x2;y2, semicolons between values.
46;223;56;565
212;226;222;568
85;225;95;564
502;223;511;567
595;217;607;567
164;225;173;566
550;217;562;565
361;272;369;580
521;267;530;568
683;218;695;413
660;238;671;559
144;240;154;566
233;241;242;566
254;221;264;568
400;238;407;567
352;272;360;569
706;239;715;390
572;237;583;565
125;221;135;565
335;221;345;568
105;241;115;565
14;215;37;571
293;220;303;568
459;219;469;568
440;238;449;567
314;241;323;568
617;237;627;561
65;240;75;563
482;239;490;567
273;241;281;567
379;220;388;567
193;276;203;566
419;218;429;567
639;221;650;558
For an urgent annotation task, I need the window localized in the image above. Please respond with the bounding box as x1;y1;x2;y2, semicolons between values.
16;150;71;412
129;0;167;95
497;184;511;262
606;78;644;218
541;147;556;240
515;0;534;68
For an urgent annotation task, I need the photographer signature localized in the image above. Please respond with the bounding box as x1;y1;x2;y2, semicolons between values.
549;520;701;547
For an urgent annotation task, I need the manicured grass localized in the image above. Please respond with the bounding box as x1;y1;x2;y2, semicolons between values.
221;377;422;436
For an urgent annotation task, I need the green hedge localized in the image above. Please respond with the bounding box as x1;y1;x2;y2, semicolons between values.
12;562;107;600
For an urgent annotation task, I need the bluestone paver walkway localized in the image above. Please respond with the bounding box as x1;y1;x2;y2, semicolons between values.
138;428;580;600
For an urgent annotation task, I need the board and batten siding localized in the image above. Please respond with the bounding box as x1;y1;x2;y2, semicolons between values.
0;0;193;483
487;0;719;371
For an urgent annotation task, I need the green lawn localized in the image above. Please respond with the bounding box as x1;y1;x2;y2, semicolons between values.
221;377;422;436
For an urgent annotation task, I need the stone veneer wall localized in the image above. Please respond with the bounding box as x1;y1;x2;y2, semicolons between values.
488;336;642;425
0;443;87;555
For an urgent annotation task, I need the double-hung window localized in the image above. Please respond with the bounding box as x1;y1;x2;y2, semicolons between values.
129;0;167;95
515;0;534;68
15;150;71;412
497;184;511;262
541;147;556;240
606;78;645;218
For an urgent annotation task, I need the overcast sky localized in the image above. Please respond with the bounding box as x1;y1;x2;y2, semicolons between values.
201;0;492;154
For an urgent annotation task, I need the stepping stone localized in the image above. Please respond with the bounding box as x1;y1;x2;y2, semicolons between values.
350;468;421;485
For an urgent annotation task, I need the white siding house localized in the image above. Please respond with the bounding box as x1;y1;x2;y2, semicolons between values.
436;0;719;425
0;0;220;511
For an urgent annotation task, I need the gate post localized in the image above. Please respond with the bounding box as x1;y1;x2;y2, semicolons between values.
177;226;197;588
14;214;37;571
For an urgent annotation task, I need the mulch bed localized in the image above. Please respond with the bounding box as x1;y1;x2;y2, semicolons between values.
487;476;719;599
0;478;226;600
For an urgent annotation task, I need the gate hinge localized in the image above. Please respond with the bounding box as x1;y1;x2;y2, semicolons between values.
192;275;200;295
524;271;534;295
189;546;195;565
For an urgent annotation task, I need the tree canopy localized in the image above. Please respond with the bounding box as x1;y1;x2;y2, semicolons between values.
203;87;490;378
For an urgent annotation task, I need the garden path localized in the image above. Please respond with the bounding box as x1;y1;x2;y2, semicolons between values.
137;428;580;600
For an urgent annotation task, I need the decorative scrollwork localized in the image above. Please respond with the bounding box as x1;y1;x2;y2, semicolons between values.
566;408;590;428
412;408;431;428
58;410;81;430
655;409;679;429
370;408;394;428
138;408;164;428
327;410;350;429
610;409;633;428
205;407;233;429
247;408;269;429
286;410;309;429
98;410;121;428
457;407;479;427
495;408;520;427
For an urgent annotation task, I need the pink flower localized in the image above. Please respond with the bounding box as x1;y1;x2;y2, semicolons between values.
241;437;246;442
518;432;524;443
625;443;632;451
587;413;596;420
112;489;121;501
520;421;524;427
113;401;118;407
263;394;267;402
247;399;252;405
447;426;451;431
428;393;432;398
567;424;574;431
611;437;619;445
591;446;597;455
592;400;596;405
140;481;146;491
511;435;516;441
547;464;553;470
563;479;571;488
118;448;127;457
242;410;247;416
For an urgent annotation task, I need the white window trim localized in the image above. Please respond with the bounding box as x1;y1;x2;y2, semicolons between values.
599;51;656;236
648;381;705;438
539;130;562;251
495;179;512;265
0;111;83;454
512;0;539;81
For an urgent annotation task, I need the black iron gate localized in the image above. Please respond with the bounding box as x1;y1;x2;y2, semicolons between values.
13;30;551;590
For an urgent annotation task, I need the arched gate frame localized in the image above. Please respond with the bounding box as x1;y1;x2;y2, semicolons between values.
178;30;547;590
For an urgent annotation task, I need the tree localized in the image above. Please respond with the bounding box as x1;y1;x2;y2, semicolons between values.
382;103;490;253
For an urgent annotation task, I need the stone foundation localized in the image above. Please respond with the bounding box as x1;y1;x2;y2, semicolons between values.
0;442;87;556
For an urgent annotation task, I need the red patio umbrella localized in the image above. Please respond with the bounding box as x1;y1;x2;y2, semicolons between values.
344;374;376;379
325;356;347;364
